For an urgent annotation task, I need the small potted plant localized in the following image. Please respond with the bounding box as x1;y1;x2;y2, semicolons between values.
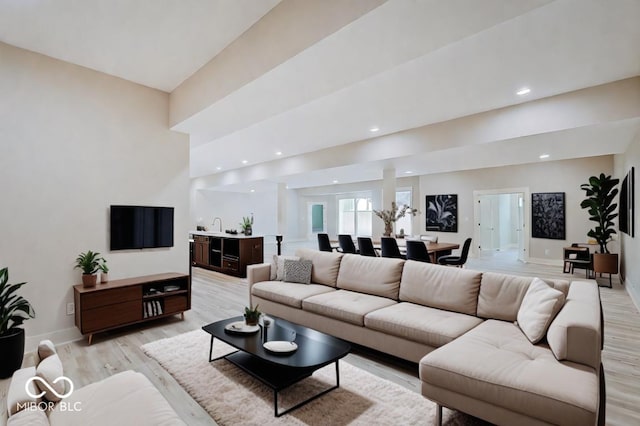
99;259;109;283
244;305;260;326
240;214;254;236
580;173;620;278
0;267;35;378
75;250;104;287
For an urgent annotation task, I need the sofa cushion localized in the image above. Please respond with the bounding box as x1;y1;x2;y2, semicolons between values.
420;320;598;426
251;281;335;308
364;302;483;348
477;272;570;321
48;370;185;426
517;278;565;343
336;254;404;300
302;290;396;326
7;409;49;426
35;353;65;402
399;261;482;315
283;259;312;284
547;280;601;370
7;366;38;416
295;248;343;287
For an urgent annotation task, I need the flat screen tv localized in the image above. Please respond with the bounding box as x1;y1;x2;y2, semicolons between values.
110;205;174;250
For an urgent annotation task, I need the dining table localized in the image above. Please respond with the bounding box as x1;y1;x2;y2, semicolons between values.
330;237;459;262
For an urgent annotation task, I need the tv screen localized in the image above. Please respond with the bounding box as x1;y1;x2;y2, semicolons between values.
110;205;174;250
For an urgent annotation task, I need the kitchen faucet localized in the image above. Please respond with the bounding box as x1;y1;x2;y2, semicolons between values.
212;217;222;233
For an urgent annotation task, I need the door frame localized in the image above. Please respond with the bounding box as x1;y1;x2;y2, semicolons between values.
473;187;530;263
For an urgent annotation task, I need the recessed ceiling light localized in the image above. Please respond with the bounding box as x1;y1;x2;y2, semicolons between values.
332;180;339;184
405;171;413;174
369;127;380;132
216;166;222;170
250;189;255;193
275;151;282;156
242;160;248;164
539;154;550;159
516;87;531;96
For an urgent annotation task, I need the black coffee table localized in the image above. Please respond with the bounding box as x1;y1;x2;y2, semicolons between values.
202;316;351;417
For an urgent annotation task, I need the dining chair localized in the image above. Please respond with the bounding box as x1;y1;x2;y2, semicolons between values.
380;237;405;259
357;237;378;257
338;234;358;254
317;233;333;252
438;238;472;267
406;240;431;263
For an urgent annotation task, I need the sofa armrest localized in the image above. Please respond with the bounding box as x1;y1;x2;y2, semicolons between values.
547;280;601;370
7;366;38;417
247;263;271;306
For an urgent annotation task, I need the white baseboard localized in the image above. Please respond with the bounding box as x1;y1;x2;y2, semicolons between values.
25;327;83;353
526;257;564;267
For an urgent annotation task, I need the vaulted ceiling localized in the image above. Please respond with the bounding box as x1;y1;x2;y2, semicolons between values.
2;0;639;191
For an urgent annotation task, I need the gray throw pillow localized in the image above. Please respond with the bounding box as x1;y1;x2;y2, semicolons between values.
283;259;312;284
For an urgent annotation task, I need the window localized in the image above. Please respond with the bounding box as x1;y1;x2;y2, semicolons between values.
395;189;413;236
338;196;372;236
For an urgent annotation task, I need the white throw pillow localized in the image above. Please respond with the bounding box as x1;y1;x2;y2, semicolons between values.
271;255;300;281
35;353;65;402
517;277;566;344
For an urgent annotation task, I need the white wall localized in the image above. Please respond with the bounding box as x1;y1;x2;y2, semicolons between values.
191;188;278;238
419;156;614;262
615;135;640;309
0;42;190;348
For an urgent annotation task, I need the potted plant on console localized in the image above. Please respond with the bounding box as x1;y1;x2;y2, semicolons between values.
75;250;104;288
580;173;620;285
0;267;35;378
99;259;109;283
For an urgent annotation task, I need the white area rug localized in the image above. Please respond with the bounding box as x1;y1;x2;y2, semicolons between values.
142;329;481;426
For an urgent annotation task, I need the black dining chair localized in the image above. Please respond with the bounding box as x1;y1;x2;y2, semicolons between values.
406;240;431;263
357;237;378;257
380;237;405;259
438;238;472;267
317;233;334;252
338;234;358;254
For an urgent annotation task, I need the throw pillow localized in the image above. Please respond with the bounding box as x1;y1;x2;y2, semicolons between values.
272;255;300;281
283;259;313;284
37;340;56;361
517;277;566;344
35;353;66;402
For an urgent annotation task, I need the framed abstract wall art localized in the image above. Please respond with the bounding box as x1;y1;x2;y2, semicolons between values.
531;192;565;240
619;167;635;237
426;194;457;232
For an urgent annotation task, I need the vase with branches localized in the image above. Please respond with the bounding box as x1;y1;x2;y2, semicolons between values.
374;202;419;237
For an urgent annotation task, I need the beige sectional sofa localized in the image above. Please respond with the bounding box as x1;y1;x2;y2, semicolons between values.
248;248;604;425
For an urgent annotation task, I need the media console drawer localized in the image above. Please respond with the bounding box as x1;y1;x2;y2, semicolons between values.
81;286;141;309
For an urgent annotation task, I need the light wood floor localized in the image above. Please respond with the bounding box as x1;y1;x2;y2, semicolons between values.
1;252;639;425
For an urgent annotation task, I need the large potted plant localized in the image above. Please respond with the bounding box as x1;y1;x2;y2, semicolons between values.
0;267;35;378
75;250;104;287
580;173;620;278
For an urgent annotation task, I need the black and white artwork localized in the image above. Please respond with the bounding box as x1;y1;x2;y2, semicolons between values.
426;194;457;232
531;192;565;240
619;167;635;237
